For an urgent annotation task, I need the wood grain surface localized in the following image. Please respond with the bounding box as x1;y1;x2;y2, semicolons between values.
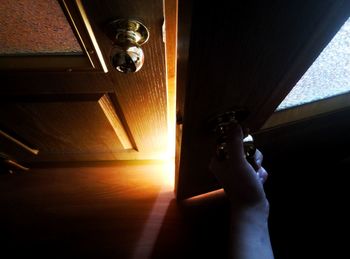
0;94;126;161
0;162;231;258
164;0;178;158
0;0;168;161
176;0;350;199
81;0;168;155
1;144;348;258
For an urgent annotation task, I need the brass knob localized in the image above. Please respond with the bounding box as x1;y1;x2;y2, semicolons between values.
107;19;149;73
208;109;255;161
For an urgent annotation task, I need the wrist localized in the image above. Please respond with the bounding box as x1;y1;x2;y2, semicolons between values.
230;200;270;222
229;201;274;259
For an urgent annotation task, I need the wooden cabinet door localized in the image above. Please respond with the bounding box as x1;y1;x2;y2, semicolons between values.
175;0;350;199
0;0;168;162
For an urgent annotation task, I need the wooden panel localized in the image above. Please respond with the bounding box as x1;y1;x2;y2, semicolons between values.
81;0;168;154
0;93;143;161
0;0;168;161
175;0;350;199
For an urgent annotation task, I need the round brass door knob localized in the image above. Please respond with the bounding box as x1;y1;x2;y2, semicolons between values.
107;19;149;73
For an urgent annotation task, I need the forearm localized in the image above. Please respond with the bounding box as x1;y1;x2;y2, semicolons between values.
230;204;274;259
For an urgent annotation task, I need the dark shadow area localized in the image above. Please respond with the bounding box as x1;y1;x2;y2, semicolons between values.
153;109;350;258
255;109;350;258
151;191;230;259
264;161;349;259
0;166;164;259
2;109;350;258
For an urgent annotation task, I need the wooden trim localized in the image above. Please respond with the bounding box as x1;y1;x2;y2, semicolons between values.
175;0;193;198
32;151;169;162
0;129;39;155
5;159;30;171
0;93;104;103
72;0;108;72
262;92;350;129
98;94;135;150
0;55;90;71
164;0;178;159
28;159;166;168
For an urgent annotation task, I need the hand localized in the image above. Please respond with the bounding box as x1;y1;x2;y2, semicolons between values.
210;124;269;212
210;125;274;258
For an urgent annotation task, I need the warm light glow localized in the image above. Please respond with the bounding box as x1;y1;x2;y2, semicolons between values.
129;8;178;250
185;189;225;202
141;160;174;190
161;158;175;190
131;158;175;258
162;0;177;191
131;187;174;259
164;0;177;162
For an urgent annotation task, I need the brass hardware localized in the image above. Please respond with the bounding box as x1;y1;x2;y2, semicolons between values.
208;110;249;132
208;110;255;161
107;19;149;73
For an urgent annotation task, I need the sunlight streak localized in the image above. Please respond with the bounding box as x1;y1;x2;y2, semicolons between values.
131;187;174;259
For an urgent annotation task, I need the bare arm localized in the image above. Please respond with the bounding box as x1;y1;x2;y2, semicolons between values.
210;125;274;259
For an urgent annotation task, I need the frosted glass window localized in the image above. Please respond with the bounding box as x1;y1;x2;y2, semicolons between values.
0;0;82;55
277;17;350;110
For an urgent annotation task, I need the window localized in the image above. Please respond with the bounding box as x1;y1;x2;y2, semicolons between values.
277;17;350;111
0;0;107;72
0;0;82;55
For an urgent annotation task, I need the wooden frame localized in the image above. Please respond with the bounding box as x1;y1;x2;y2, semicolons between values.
263;92;350;129
0;0;108;72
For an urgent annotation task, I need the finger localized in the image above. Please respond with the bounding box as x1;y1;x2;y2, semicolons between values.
223;124;246;162
253;149;263;168
246;148;263;171
257;167;268;184
211;124;253;177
